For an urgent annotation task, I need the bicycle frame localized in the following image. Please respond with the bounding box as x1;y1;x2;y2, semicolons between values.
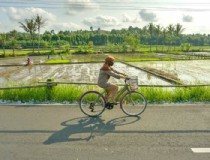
101;81;131;103
80;78;147;117
115;84;131;102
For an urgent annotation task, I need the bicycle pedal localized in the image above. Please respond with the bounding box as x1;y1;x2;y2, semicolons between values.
89;103;94;112
105;103;114;110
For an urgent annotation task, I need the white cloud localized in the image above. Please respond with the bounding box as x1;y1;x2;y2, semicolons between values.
122;13;140;23
66;0;99;15
3;7;56;22
101;0;131;2
139;9;157;22
83;15;120;28
48;22;83;32
182;15;193;22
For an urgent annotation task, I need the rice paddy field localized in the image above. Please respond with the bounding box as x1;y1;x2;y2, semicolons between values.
1;53;210;103
1;57;210;86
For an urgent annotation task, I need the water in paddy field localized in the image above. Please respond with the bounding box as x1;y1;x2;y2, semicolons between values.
130;60;210;84
1;55;210;86
0;62;171;86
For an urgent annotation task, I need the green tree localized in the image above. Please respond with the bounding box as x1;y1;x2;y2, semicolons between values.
9;38;19;56
166;24;175;51
174;23;185;47
34;14;46;53
19;18;37;53
154;24;162;51
124;36;140;52
90;26;93;32
0;33;6;57
147;23;155;52
174;23;185;37
181;43;191;52
8;30;19;56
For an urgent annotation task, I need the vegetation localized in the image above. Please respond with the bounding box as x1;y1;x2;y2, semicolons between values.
1;17;210;58
124;57;174;62
0;14;210;104
0;85;210;104
45;59;70;64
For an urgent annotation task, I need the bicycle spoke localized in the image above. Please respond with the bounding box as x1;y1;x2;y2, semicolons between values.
79;91;106;117
121;91;147;116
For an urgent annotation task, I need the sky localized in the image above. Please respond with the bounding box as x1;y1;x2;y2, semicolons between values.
0;0;210;34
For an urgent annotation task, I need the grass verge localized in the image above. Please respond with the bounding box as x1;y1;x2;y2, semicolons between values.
0;85;210;104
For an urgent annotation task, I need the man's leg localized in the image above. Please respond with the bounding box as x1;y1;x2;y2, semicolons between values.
105;84;118;103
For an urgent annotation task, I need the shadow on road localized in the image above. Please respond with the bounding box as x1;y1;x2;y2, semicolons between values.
43;116;140;145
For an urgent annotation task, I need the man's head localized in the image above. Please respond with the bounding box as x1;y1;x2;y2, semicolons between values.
105;55;115;66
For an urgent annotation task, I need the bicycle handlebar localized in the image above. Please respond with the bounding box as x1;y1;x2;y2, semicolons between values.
124;77;130;84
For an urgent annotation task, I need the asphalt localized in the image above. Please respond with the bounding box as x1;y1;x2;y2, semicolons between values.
0;103;210;160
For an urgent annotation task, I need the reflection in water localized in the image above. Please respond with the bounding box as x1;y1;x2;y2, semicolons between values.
1;60;210;86
0;63;171;86
147;73;151;80
130;60;210;84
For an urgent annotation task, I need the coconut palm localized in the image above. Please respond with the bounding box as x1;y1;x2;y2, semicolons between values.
154;24;162;51
9;38;18;56
34;14;46;53
174;23;185;48
147;23;155;52
166;24;175;51
90;26;93;32
174;23;185;37
8;30;19;56
19;18;37;53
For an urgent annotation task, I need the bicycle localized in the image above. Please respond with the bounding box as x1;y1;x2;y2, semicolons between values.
79;76;147;117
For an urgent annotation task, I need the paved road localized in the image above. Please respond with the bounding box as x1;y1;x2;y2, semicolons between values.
0;104;210;160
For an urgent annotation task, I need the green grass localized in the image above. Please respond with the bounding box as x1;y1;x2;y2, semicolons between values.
0;48;65;57
139;86;210;103
45;59;71;64
0;85;210;104
124;57;174;62
1;45;210;58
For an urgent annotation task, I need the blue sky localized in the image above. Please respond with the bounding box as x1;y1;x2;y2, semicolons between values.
0;0;210;34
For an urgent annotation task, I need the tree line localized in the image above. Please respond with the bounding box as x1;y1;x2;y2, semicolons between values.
0;14;210;56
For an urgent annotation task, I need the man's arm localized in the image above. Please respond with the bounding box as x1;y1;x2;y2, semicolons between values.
105;70;126;79
111;68;127;76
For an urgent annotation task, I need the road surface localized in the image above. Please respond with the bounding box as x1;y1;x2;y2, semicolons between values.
0;103;210;160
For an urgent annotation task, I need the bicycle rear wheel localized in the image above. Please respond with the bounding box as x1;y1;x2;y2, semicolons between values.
79;91;106;117
120;91;147;116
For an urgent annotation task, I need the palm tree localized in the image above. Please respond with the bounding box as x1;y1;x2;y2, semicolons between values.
10;38;18;56
19;18;37;53
174;23;185;48
174;23;185;37
167;24;175;51
34;14;46;53
8;30;18;56
162;28;167;51
147;23;155;52
90;26;93;32
167;24;175;36
154;24;162;52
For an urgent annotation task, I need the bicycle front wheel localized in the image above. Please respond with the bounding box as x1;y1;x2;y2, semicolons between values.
79;91;106;117
120;91;147;116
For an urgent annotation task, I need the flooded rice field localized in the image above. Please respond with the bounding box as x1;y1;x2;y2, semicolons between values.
129;60;210;84
1;55;210;86
0;62;170;86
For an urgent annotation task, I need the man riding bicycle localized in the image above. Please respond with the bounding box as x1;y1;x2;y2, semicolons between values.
97;55;127;106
